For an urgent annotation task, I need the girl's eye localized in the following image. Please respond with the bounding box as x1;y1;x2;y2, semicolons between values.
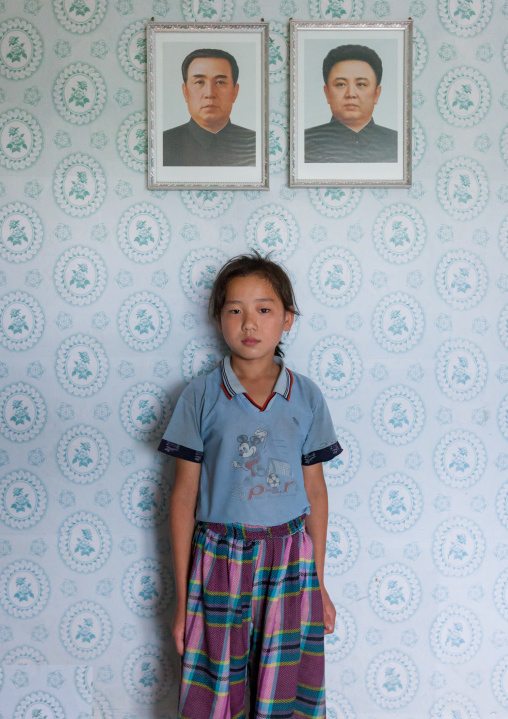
229;309;240;314
259;308;270;313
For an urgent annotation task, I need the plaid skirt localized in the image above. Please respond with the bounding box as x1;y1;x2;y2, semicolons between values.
179;515;325;719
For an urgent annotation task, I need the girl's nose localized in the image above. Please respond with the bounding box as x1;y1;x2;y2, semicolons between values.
242;312;257;329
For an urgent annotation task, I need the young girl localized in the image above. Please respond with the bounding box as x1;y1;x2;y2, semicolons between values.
158;253;342;719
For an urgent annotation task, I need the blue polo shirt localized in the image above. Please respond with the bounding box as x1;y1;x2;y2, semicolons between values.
158;357;342;526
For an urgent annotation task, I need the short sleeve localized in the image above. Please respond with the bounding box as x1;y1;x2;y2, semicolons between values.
301;387;342;466
157;392;204;464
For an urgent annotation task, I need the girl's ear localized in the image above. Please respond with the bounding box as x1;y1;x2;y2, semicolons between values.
217;317;223;334
283;308;295;332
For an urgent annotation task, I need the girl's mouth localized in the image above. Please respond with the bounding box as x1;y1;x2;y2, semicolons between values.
242;338;260;346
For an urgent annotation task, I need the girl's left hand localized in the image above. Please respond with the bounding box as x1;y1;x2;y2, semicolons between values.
321;588;336;634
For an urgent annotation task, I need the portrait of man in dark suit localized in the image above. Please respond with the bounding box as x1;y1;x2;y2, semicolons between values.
305;44;398;164
162;48;256;167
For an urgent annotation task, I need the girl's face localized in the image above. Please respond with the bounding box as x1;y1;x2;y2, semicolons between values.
218;274;294;363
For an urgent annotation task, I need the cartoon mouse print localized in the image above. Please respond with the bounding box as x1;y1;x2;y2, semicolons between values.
230;427;297;502
232;428;268;477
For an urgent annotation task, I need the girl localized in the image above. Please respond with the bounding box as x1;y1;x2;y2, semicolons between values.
158;253;342;719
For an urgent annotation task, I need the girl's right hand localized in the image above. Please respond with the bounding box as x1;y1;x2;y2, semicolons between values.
172;606;186;656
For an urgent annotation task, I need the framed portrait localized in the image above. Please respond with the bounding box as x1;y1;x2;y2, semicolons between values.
147;22;269;190
289;20;412;188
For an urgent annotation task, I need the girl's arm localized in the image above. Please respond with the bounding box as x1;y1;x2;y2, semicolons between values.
302;462;336;634
170;457;201;655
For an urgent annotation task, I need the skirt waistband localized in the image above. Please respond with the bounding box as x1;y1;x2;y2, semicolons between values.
198;514;306;540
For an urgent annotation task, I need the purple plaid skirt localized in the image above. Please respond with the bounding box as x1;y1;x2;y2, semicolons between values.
179;515;326;719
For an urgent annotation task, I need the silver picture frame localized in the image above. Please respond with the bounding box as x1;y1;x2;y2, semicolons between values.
289;20;413;188
147;22;269;190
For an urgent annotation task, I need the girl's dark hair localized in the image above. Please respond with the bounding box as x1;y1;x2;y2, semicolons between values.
209;252;300;358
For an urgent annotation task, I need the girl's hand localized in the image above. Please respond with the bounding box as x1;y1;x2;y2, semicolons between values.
172;604;186;655
321;588;336;635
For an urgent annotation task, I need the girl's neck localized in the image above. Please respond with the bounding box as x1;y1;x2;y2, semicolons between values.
230;354;280;384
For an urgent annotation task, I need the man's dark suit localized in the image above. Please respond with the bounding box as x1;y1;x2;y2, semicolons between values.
163;118;256;166
305;117;397;163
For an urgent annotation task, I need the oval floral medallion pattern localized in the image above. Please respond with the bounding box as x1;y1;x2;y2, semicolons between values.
56;424;110;484
182;336;225;382
120;469;169;529
366;650;418;709
0;18;43;80
438;0;492;37
122;644;172;704
0;383;46;443
435;339;487;401
268;23;288;82
54;245;107;306
370;473;423;532
60;600;112;659
180;190;233;218
0;560;50;619
117;292;171;352
0;470;47;530
436;249;488;309
53;63;107;125
373;204;426;263
117;203;171;263
309;335;362;399
325;513;359;575
53;0;107;34
372;292;424;352
434;430;486;488
309;246;361;308
13;692;65;719
58;511;112;573
119;382;171;442
309;0;364;19
308;187;362;219
118;20;146;82
369;563;421;622
437;66;490;127
433;516;485;576
0;291;44;351
430;605;482;664
56;334;109;396
0;202;44;263
437;157;488;220
122;558;172;617
117;111;147;173
53;154;107;217
182;0;234;21
430;693;480;719
180;248;228;307
372;386;425;445
246;205;299;261
0;108;42;170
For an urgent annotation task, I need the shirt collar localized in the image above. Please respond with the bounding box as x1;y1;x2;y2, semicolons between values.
221;355;293;402
329;116;376;135
188;117;232;149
